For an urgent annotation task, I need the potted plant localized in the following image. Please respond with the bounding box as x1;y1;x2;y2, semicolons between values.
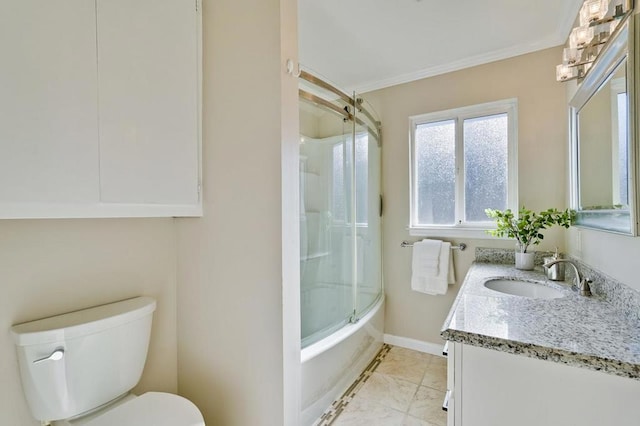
485;207;573;270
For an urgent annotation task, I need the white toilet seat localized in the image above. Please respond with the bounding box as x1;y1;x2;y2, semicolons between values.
73;392;205;426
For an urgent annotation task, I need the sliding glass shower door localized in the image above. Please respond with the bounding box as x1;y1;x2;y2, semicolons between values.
299;72;382;348
299;122;355;348
354;102;382;317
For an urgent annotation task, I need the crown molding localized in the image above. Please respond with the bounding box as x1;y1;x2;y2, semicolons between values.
353;0;584;94
353;36;563;93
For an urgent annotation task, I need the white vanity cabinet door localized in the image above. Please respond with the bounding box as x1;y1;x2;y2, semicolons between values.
457;344;640;426
0;0;100;213
96;0;201;211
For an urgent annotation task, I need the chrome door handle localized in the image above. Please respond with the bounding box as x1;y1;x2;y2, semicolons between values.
33;348;64;364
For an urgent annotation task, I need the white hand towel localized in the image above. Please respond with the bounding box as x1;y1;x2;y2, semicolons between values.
411;239;455;295
412;239;441;275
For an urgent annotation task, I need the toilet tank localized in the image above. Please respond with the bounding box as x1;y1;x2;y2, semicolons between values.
11;297;157;422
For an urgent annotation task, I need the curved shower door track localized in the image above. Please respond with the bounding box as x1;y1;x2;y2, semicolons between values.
298;70;382;147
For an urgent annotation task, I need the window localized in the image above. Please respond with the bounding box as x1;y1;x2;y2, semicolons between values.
409;99;518;236
331;133;369;225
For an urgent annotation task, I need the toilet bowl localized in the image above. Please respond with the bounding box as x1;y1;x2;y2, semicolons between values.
11;297;204;425
59;392;203;426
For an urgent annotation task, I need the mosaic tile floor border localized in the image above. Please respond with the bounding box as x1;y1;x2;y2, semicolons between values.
315;344;392;426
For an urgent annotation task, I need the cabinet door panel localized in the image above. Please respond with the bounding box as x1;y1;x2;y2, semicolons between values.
0;0;99;203
97;0;199;205
460;344;640;426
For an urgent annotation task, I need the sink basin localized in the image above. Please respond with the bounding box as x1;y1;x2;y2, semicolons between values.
483;279;566;299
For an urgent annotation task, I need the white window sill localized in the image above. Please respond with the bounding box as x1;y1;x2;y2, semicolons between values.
408;226;497;239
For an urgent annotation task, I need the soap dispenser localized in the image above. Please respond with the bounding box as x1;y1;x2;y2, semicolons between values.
543;248;565;281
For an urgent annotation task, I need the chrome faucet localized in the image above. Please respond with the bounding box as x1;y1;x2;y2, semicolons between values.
543;259;592;297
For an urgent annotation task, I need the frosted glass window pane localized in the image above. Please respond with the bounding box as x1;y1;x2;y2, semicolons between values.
355;134;368;224
332;143;346;222
415;120;456;225
464;114;508;222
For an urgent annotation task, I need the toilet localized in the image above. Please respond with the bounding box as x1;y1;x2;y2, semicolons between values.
11;297;205;425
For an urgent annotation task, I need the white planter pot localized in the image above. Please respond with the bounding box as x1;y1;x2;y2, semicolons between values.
515;252;535;270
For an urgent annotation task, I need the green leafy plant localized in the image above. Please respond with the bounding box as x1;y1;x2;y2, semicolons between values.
485;207;573;253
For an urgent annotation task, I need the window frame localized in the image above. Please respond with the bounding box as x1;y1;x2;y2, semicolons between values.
408;98;518;238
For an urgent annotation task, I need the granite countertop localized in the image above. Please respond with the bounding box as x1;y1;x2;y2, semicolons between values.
441;262;640;380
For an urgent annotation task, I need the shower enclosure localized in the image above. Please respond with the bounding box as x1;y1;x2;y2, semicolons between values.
298;70;383;424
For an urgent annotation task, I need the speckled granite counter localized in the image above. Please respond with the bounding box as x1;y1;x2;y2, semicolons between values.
441;262;640;380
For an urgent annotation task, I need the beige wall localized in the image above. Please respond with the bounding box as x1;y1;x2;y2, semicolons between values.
0;219;178;425
176;0;299;425
364;46;569;345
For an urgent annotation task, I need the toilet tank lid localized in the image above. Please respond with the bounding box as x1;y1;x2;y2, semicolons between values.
11;297;157;346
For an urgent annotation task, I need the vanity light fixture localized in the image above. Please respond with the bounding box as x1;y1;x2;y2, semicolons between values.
556;0;633;82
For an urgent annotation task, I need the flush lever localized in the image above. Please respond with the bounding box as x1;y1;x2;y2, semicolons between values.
33;348;64;364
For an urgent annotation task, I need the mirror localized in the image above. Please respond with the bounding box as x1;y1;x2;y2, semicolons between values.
570;16;637;235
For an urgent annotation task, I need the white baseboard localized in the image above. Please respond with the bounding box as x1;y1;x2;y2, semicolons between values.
383;334;445;357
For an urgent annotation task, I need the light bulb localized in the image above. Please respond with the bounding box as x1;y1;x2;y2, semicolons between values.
570;26;594;48
556;64;578;82
610;19;619;34
579;0;608;26
563;48;581;65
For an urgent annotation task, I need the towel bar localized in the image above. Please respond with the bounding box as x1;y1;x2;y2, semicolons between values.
401;241;466;251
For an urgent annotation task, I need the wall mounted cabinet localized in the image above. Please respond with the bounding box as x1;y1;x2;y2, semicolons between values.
0;0;202;218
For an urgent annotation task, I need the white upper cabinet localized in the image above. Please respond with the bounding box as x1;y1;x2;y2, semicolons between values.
0;0;201;218
97;0;200;207
0;0;101;207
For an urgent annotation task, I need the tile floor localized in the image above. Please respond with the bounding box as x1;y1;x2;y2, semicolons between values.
316;344;448;426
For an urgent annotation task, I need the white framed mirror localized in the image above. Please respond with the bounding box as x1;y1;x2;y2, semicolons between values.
570;14;638;235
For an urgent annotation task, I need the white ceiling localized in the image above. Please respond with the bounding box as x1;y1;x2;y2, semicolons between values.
298;0;583;93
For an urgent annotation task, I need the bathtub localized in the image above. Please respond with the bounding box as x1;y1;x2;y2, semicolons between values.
300;295;384;425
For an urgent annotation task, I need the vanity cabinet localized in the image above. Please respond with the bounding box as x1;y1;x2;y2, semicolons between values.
446;342;640;426
0;0;201;218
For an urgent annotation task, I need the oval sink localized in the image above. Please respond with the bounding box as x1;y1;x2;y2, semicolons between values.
484;279;566;299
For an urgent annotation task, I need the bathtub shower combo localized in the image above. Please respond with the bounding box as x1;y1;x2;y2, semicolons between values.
298;71;384;424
